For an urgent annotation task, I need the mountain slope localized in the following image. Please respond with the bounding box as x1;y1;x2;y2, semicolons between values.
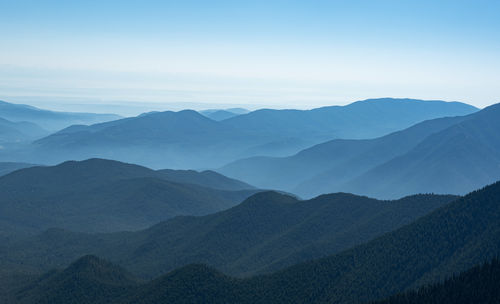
157;168;255;191
0;192;456;278
120;264;240;304
12;257;500;304
343;103;500;198
14;255;139;304
17;98;477;169
373;258;500;304
5;181;500;304
0;100;120;131
0;162;37;177
221;102;500;199
220;114;469;193
233;180;500;303
0;117;48;143
135;180;500;303
0;159;257;235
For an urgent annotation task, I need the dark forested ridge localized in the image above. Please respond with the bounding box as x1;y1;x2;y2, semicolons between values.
221;102;500;199
237;180;500;303
3;180;500;304
0;158;258;235
372;258;500;304
0;192;455;279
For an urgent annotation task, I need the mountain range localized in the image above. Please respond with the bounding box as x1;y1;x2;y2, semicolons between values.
0;98;477;169
220;102;500;199
3;180;500;303
0;100;121;131
0;158;257;236
0;191;455;278
1;96;498;304
222;98;477;140
0;117;48;144
10;257;500;304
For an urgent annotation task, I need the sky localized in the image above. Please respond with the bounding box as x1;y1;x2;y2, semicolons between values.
0;0;499;114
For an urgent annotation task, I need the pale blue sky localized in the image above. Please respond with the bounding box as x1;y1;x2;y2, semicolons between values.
1;0;499;113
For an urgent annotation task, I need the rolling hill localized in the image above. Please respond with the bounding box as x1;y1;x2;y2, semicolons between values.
10;98;477;169
0;191;456;279
220;102;500;199
0;158;258;235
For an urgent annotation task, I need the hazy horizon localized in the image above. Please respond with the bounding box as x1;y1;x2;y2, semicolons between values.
1;0;499;113
0;94;482;117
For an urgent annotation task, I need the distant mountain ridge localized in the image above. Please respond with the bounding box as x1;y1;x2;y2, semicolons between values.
0;100;121;131
222;98;477;140
0;117;48;144
5;98;478;169
220;102;499;199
